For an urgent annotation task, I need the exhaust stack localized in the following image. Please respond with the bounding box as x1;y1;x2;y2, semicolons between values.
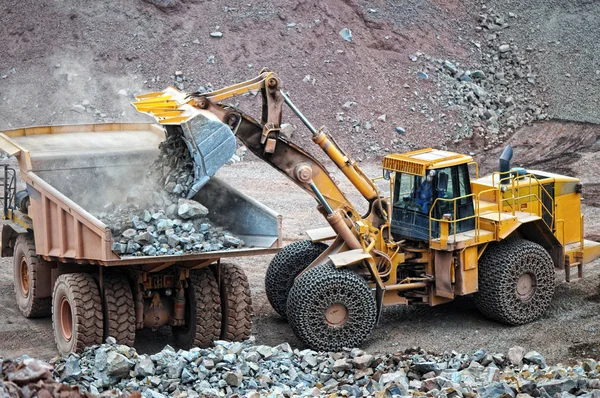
499;145;513;183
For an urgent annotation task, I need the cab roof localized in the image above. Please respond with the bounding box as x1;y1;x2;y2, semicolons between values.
382;148;473;176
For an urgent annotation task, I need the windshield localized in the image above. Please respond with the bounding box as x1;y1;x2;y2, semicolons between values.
393;173;432;214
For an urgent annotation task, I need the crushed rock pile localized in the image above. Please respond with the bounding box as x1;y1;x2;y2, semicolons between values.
94;128;244;257
406;6;548;150
4;339;600;397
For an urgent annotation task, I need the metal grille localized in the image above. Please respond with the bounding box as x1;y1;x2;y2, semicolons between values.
0;165;16;219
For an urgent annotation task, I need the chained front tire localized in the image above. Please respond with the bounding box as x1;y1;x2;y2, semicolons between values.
173;268;221;349
287;263;377;351
474;238;555;325
265;240;328;319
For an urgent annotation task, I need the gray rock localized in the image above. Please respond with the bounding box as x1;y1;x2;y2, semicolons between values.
223;233;242;247
471;70;487;79
177;198;208;219
122;228;137;239
224;371;243;386
332;358;352;372
303;353;318;367
379;371;406;385
395;126;406;134
106;351;133;378
412;361;439;374
339;28;352;42
135;355;155;377
443;61;458;75
537;378;577;396
210;31;223;38
507;346;525;365
62;357;81;380
353;354;374;369
523;351;546;368
499;44;511;53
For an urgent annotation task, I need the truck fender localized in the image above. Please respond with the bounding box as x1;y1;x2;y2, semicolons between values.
510;219;564;269
1;223;24;257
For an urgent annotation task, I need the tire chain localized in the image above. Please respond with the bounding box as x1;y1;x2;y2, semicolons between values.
474;237;555;325
265;240;328;319
287;263;377;351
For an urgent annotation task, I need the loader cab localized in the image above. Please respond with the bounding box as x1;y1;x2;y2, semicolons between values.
383;149;475;242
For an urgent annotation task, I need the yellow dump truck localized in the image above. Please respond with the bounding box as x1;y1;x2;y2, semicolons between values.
0;123;282;355
135;69;600;351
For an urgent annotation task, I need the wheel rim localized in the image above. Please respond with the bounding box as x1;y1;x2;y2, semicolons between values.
60;297;73;342
516;272;536;301
19;257;29;297
325;303;348;326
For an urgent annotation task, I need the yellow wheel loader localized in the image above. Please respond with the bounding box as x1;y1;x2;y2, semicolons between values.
134;69;600;351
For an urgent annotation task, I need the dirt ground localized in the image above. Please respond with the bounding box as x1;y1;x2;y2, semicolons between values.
2;120;600;363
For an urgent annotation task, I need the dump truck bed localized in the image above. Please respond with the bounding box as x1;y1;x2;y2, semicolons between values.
0;123;281;266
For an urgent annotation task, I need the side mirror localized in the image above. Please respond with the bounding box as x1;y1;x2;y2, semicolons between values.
383;169;390;181
437;172;448;192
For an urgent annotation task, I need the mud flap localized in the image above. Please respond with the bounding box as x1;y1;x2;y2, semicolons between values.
434;250;454;299
180;114;236;198
375;284;384;325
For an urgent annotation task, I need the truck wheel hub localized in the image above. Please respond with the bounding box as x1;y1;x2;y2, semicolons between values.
60;297;73;341
516;272;536;301
325;303;348;326
19;257;29;297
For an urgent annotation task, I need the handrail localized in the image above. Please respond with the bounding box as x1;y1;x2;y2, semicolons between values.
467;161;479;179
493;172;554;230
428;169;556;243
429;194;479;243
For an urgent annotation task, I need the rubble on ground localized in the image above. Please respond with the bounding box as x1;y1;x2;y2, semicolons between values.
4;340;600;397
94;128;245;257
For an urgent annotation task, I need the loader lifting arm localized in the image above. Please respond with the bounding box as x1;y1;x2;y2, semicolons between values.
134;70;388;248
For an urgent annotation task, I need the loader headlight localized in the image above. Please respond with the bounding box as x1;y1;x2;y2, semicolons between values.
576;183;583;193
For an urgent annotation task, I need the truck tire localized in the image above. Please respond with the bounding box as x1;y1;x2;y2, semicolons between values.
265;240;328;319
102;273;135;346
173;267;221;349
13;234;51;318
287;262;377;351
474;238;555;325
220;263;253;341
52;273;103;355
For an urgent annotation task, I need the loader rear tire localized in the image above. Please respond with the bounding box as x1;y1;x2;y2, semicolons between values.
287;262;377;351
173;267;221;349
474;238;555;325
13;234;51;318
265;240;328;319
52;273;104;355
220;263;253;341
102;273;136;346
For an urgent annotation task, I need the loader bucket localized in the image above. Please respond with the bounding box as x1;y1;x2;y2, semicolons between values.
179;113;236;198
132;88;236;196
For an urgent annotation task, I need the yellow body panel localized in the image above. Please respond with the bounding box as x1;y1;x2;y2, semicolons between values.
383;148;473;176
